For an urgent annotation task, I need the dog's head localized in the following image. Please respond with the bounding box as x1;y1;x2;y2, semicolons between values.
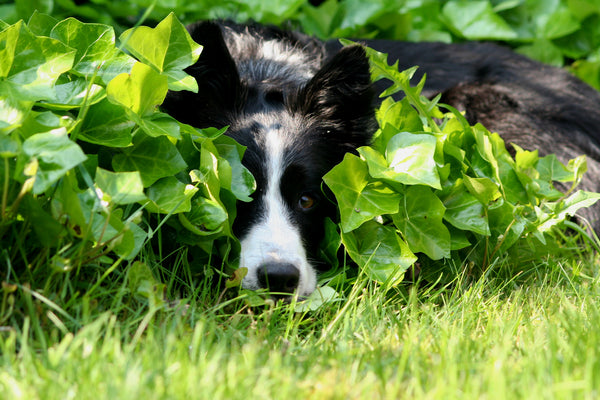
163;21;375;297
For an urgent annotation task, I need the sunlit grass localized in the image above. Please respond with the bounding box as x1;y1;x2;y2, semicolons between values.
2;243;599;399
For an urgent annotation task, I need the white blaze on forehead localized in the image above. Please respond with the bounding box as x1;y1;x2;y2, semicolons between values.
239;123;317;296
260;40;315;77
226;32;317;82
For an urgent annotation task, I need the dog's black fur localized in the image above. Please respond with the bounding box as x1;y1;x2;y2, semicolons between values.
162;21;600;296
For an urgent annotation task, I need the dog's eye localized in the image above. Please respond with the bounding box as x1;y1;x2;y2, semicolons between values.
298;194;316;210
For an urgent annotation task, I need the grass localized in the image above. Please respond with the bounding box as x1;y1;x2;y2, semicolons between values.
2;242;600;399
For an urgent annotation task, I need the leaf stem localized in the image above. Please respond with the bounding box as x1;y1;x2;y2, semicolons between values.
399;78;442;134
1;157;8;219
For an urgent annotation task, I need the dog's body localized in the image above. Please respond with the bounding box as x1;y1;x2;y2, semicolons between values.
163;21;600;297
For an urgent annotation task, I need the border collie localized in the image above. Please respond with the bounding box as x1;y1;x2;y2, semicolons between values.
162;21;600;298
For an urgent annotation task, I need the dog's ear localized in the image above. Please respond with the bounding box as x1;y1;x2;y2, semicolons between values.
162;21;242;126
295;45;375;147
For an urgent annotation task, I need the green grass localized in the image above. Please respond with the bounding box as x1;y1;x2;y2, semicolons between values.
2;250;600;399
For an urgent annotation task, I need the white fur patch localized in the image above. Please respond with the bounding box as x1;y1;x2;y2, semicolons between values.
226;31;316;83
239;124;317;296
260;40;313;76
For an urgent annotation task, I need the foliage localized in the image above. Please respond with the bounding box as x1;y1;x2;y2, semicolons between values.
2;0;600;89
0;13;253;281
322;46;600;284
1;3;600;298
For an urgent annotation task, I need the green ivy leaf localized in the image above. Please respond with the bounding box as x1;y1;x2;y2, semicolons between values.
365;42;417;98
0;21;75;102
112;133;187;187
20;194;65;246
87;205;146;260
95;168;146;205
106;61;168;117
534;5;580;39
180;196;228;235
0;134;20;157
373;97;423;152
516;39;564;66
146;176;197;214
215;136;256;202
138;112;181;140
442;0;517;40
319;217;342;270
360;131;441;189
52;172;88;234
323;153;402;233
21;128;87;194
39;78;105;110
78;98;134;147
226;268;247;289
487;199;527;252
462;174;501;205
0;93;32;133
50;17;136;83
442;181;490;236
119;13;202;92
294;285;340;312
342;220;416;285
17;110;69;139
555;15;600;60
393;185;451;260
536;190;600;231
536;153;576;182
196;139;224;201
27;11;58;36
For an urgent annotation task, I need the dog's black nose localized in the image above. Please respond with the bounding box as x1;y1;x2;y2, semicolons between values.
257;263;300;294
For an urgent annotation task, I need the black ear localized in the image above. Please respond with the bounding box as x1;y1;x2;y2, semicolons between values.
162;21;243;127
294;45;375;146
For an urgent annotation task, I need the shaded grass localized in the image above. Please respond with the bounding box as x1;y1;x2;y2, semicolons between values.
1;243;600;399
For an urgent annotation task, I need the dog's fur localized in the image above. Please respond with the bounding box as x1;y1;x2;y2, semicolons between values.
162;21;600;297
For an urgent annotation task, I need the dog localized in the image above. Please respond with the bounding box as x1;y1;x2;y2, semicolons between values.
162;21;600;298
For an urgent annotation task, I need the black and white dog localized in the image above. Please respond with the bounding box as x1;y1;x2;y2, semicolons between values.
163;21;600;297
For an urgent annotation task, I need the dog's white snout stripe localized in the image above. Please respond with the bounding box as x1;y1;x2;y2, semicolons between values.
238;121;317;296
